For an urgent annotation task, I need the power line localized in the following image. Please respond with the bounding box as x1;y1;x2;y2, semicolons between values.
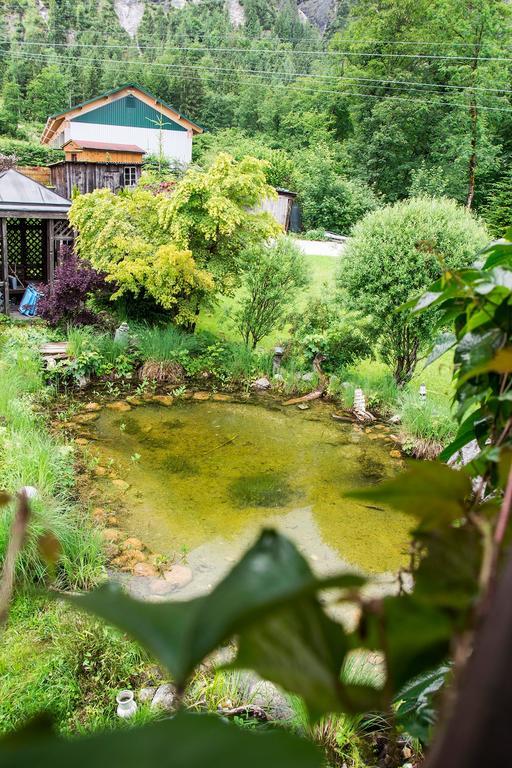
8;50;512;114
2;36;512;63
8;48;512;103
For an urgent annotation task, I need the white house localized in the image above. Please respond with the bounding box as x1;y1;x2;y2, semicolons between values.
40;84;203;165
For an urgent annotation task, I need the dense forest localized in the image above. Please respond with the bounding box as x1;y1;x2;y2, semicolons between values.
1;0;511;230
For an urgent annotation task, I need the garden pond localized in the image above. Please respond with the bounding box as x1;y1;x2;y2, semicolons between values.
85;399;411;594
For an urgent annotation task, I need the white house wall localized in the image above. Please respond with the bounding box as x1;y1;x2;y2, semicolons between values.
54;122;193;163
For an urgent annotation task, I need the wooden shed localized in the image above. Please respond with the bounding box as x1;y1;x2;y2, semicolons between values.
50;140;145;198
0;168;72;315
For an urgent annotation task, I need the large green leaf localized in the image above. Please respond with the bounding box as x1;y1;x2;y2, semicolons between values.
64;530;363;691
346;463;471;529
0;712;322;768
394;664;451;744
233;595;380;719
458;346;512;383
360;596;454;691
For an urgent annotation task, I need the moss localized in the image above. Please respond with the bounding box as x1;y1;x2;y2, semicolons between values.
229;472;296;508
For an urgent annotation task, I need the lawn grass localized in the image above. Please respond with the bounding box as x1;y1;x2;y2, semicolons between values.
197;252;339;347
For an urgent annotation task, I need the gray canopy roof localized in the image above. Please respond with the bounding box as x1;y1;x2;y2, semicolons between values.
0;168;70;215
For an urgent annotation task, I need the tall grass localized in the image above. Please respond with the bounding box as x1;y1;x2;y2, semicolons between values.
136;324;199;362
0;325;104;589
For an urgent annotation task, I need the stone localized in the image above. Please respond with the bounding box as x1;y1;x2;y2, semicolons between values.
389;449;402;459
83;402;101;412
126;395;144;406
133;562;158;577
112;478;130;492
163;564;193;589
92;506;106;522
93;465;107;477
74;413;99;424
388;414;402;425
106;401;132;412
75;438;89;446
152;395;174;407
251;377;271;390
107;515;118;526
138;686;157;704
149;578;175;596
247;679;294;721
122;537;144;551
151;684;176;711
212;393;231;402
297;403;309;410
102;528;121;543
192;391;210;401
301;372;314;382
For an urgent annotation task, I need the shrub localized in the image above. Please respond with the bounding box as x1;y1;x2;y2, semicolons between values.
233;237;309;349
293;147;379;234
0;137;64;166
290;296;372;372
39;249;107;327
480;168;512;237
339;197;488;384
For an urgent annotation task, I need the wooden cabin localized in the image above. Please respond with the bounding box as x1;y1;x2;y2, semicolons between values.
50;140;145;198
0;169;72;315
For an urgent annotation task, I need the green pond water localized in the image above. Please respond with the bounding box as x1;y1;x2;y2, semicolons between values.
88;400;412;589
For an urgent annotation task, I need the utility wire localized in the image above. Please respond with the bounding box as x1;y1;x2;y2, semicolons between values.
8;48;512;104
9;50;512;114
2;36;512;62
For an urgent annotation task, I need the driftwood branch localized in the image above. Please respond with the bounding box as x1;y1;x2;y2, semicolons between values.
217;705;269;722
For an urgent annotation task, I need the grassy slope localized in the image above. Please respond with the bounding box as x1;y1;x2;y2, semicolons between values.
197;253;338;346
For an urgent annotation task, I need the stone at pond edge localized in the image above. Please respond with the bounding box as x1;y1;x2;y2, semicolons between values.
102;528;121;543
138;686;157;704
106;401;132;412
74;413;99;424
126;395;144;406
163;564;193;588
152;394;174;407
112;478;130;492
192;391;210;401
94;465;107;477
151;684;176;711
149;578;176;596
133;562;158;577
212;393;231;402
75;438;89;446
251;377;271;390
83;402;101;412
122;537;144;551
389;449;402;459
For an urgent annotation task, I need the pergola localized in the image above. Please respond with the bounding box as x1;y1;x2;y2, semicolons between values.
0;168;73;315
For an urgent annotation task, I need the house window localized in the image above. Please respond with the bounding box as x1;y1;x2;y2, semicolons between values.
123;166;138;187
71;153;78;162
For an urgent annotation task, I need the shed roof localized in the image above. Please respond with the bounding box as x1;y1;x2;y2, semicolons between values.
0;169;71;215
63;139;145;153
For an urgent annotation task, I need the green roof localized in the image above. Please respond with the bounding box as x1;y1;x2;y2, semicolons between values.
48;83;204;132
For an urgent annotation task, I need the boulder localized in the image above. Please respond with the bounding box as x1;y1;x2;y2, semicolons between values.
246;678;294;721
126;395;144;406
83;402;102;412
389;449;402;459
74;413;99;424
212;393;231;402
151;684;176;711
93;465;107;477
251;377;271;391
122;537;144;551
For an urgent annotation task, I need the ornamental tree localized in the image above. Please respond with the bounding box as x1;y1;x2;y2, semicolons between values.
339;197;488;384
69;154;277;325
159;153;280;295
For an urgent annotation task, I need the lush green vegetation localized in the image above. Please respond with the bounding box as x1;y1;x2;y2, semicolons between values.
0;323;103;589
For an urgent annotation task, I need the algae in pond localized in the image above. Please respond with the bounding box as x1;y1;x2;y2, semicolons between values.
160;455;198;476
229;472;298;508
114;416;141;436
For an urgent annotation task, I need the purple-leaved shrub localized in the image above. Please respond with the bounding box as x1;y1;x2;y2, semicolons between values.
39;248;107;326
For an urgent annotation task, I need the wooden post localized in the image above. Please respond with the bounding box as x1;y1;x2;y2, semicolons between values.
0;218;8;315
47;219;55;286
